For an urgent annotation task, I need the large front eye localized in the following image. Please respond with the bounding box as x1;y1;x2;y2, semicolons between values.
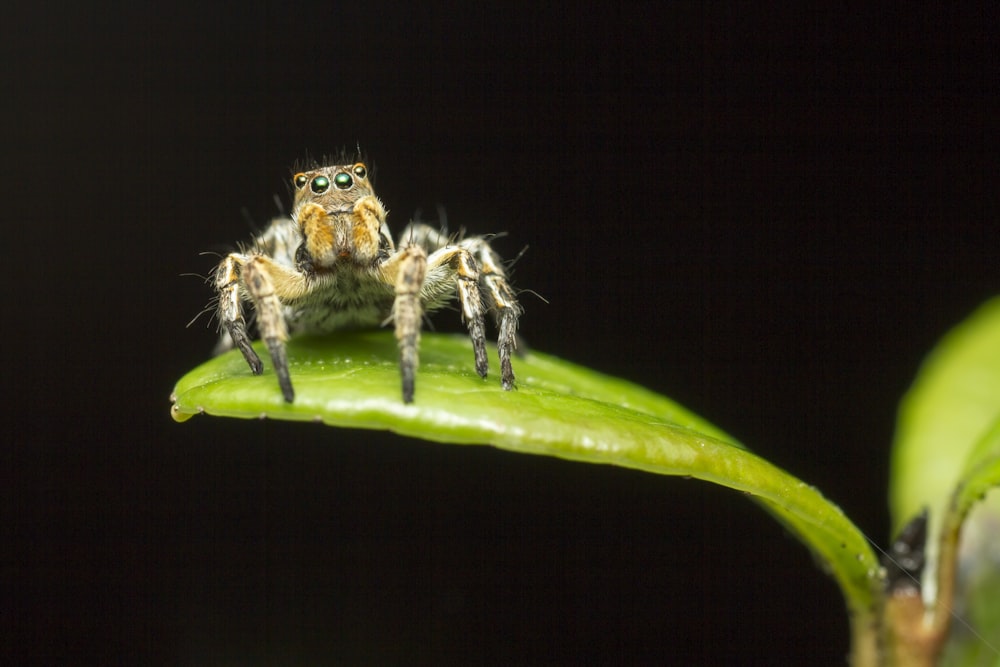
311;175;330;193
293;173;308;189
353;163;367;179
334;172;353;189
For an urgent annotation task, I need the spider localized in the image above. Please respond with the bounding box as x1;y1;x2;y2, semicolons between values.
213;159;522;404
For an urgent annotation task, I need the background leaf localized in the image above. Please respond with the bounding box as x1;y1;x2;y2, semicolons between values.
890;298;1000;664
890;299;1000;575
938;417;1000;667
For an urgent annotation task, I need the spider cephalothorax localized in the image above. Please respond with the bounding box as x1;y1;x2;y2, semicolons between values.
213;160;522;403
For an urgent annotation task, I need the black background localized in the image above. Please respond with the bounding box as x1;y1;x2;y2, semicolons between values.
4;3;996;665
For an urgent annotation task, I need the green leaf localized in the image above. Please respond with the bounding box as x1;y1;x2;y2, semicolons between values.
890;297;1000;664
951;416;1000;534
938;416;1000;667
891;298;1000;536
890;299;1000;573
172;332;882;663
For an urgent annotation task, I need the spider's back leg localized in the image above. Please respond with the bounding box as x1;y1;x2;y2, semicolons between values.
423;244;490;380
215;253;264;375
461;237;522;390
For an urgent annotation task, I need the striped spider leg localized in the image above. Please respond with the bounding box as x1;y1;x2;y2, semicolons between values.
399;223;522;391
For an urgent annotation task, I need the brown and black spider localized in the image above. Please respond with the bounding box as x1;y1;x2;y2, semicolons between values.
212;159;522;403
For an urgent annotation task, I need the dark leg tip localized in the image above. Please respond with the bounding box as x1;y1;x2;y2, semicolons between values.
401;368;416;404
229;321;264;375
264;337;294;402
500;358;515;391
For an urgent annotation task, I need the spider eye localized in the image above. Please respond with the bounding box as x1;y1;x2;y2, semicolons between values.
353;164;367;179
293;173;308;189
311;175;330;193
334;172;353;189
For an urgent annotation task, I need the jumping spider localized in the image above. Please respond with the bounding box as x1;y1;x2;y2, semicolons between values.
213;159;522;403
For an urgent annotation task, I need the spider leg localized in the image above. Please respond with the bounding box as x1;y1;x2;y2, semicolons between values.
243;257;295;402
399;222;517;390
461;238;522;390
399;221;452;249
215;251;308;403
385;244;428;403
216;254;263;374
424;245;489;380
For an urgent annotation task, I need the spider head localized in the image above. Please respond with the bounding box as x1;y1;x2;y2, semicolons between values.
292;162;373;209
291;162;387;267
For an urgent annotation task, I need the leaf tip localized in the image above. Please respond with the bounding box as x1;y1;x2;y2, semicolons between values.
170;403;196;423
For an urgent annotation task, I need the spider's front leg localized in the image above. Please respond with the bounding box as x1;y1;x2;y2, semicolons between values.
215;252;307;403
385;245;428;403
